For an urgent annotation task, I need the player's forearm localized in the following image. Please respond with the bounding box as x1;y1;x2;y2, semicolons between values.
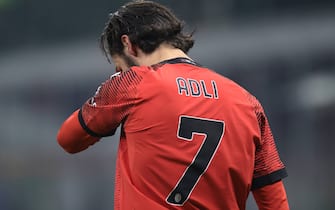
57;109;100;154
252;180;289;210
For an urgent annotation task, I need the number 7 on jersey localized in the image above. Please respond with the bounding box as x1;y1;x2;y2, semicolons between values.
166;115;225;206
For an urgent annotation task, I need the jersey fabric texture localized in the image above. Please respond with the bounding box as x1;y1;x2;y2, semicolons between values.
79;58;287;210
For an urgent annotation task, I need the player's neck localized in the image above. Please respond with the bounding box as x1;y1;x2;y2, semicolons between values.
136;43;192;66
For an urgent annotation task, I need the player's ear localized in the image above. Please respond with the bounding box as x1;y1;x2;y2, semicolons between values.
121;35;138;57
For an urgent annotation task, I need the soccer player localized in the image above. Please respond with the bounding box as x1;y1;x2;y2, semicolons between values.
57;1;289;209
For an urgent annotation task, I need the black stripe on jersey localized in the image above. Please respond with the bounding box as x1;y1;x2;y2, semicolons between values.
78;109;116;137
251;168;288;190
152;57;202;69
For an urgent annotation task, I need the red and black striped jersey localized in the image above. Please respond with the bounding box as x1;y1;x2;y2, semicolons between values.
79;58;287;210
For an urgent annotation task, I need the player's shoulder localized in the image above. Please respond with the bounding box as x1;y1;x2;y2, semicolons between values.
105;67;146;85
94;67;147;98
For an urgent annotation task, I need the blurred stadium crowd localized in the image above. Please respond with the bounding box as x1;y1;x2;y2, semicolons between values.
0;0;335;209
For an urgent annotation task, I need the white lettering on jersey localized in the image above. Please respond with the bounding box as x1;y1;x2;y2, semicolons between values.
176;77;219;99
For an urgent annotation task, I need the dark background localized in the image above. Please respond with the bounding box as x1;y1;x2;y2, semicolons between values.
1;0;335;209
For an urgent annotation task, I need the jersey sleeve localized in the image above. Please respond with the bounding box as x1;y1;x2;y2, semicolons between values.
252;180;289;210
79;69;143;137
249;95;288;190
57;109;100;153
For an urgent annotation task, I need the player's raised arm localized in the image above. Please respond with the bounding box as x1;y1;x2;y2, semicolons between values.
57;70;142;153
57;109;100;154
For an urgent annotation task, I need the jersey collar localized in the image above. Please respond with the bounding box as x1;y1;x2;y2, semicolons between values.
152;57;202;68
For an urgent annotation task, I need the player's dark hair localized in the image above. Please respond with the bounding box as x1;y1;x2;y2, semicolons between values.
100;0;194;60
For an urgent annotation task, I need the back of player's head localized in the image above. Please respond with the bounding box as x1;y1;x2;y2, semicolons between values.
100;0;194;59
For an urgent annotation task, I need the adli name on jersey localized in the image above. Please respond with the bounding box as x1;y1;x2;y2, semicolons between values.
176;77;219;99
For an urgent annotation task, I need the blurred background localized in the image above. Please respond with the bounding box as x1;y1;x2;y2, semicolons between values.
1;0;335;209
